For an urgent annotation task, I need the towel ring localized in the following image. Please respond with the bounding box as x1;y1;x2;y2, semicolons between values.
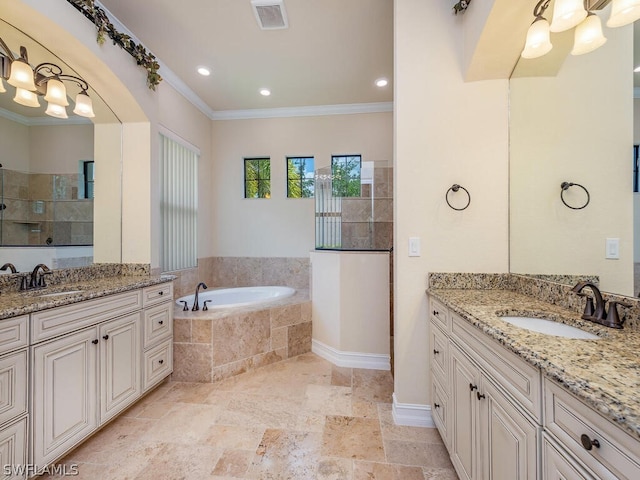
560;182;590;210
446;184;471;211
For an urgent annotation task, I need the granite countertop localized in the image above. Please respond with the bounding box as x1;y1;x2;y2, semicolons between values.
0;275;175;321
428;288;640;441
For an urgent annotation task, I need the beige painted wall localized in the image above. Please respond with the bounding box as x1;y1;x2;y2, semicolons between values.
0;117;29;171
29;124;93;174
210;113;392;257
510;19;633;296
394;0;509;405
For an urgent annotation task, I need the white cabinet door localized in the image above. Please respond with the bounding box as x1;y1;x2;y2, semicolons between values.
99;313;142;423
32;328;98;467
451;344;481;480
0;417;27;480
479;378;538;480
0;351;27;426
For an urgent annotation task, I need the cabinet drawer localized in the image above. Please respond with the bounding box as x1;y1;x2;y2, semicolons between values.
451;313;541;421
429;321;449;390
0;317;28;356
142;282;173;307
0;417;28;480
431;375;451;450
0;350;27;426
31;290;142;343
543;433;595;480
143;339;172;392
143;303;173;348
544;378;640;480
429;297;450;331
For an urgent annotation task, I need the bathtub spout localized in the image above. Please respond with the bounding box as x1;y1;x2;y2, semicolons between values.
192;282;208;311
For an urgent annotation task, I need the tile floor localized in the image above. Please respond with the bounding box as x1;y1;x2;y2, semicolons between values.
46;353;458;479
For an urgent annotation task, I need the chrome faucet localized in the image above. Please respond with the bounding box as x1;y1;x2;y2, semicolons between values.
571;281;630;329
30;264;51;289
0;263;17;273
192;282;208;311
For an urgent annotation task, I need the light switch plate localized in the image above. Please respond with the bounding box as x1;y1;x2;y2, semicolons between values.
409;237;421;257
605;238;619;259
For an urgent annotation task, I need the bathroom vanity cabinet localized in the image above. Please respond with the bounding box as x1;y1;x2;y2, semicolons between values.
23;281;174;472
427;292;640;480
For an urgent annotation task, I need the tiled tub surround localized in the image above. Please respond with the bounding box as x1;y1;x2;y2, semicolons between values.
161;256;310;298
173;290;312;383
427;277;640;440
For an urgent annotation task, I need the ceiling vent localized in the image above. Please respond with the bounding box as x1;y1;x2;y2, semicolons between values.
251;0;289;30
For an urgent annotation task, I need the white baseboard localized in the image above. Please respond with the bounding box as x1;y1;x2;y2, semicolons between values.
311;339;390;370
392;393;435;427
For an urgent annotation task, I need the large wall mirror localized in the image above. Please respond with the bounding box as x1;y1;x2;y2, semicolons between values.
0;18;120;270
509;6;636;297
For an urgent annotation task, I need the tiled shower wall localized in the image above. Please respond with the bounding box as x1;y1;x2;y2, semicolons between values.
165;256;311;298
0;169;93;246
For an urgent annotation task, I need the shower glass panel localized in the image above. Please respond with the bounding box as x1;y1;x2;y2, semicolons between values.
315;160;392;251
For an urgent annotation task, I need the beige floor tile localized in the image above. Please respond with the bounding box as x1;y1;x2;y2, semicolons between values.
352;369;394;403
353;460;426;480
321;415;385;462
302;384;352;416
317;456;354;480
133;443;223;480
248;429;323;479
158;381;219;403
384;440;452;468
423;467;460;479
217;393;303;429
204;424;266;451
212;449;254;477
352;399;379;419
378;404;444;444
134;401;174;419
142;403;222;444
331;365;353;387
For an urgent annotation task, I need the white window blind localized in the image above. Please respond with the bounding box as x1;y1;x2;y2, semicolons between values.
160;133;198;272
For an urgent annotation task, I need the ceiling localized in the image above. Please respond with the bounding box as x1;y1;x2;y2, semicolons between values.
98;0;394;113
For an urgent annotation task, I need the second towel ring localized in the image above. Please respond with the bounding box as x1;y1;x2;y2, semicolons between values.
560;182;590;210
446;184;471;211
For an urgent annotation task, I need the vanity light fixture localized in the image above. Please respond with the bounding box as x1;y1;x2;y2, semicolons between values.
522;0;634;59
0;37;95;118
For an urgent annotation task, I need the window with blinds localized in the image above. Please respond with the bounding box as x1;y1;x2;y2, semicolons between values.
160;133;198;272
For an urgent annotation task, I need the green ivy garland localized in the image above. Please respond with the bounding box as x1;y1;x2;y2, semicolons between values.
453;0;471;15
65;0;162;90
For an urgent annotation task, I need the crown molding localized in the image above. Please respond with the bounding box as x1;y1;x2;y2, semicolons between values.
211;102;394;120
0;107;91;126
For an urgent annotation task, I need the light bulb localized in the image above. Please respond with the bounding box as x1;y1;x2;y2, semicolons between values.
521;18;553;59
45;102;68;119
7;59;36;91
571;13;607;55
550;0;587;32
44;78;69;106
13;87;40;108
607;0;640;27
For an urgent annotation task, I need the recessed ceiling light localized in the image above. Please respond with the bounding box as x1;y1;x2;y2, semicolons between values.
197;67;211;76
260;88;271;96
375;78;389;87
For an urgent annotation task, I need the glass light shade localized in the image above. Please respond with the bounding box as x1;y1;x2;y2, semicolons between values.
0;79;5;93
13;87;40;108
521;18;553;59
550;0;587;32
607;0;640;27
45;102;68;119
44;78;69;106
571;13;607;55
73;92;95;118
7;59;36;91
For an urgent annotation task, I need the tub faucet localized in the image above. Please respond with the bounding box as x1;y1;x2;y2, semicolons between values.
30;264;51;289
0;263;17;273
571;281;630;329
192;282;208;311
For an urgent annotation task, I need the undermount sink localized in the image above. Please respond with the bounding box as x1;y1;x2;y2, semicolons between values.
38;290;84;297
499;316;600;340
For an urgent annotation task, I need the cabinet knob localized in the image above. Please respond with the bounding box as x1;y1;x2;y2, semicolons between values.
433;349;440;355
159;320;164;325
434;403;440;409
102;335;109;340
158;291;164;296
477;392;486;401
580;434;600;451
91;339;99;345
469;383;478;391
158;359;164;365
433;310;439;316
